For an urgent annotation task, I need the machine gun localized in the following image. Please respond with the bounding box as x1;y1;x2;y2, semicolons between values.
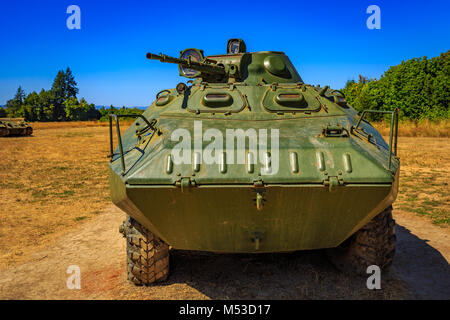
146;51;226;78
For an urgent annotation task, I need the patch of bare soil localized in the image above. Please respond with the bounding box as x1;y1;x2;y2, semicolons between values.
392;210;450;299
2;205;448;300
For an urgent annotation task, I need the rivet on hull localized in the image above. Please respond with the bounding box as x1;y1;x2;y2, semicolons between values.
290;152;299;173
220;152;227;173
343;153;353;173
166;154;173;174
247;152;255;173
316;152;326;171
264;152;272;174
193;152;201;172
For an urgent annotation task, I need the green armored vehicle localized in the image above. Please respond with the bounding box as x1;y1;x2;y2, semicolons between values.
109;39;399;285
0;118;33;137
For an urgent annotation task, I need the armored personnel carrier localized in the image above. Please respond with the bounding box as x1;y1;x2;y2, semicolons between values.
0;118;33;137
109;39;399;285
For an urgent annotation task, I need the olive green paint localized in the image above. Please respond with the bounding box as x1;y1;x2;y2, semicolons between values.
108;46;400;253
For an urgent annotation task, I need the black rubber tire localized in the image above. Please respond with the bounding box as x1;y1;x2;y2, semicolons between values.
124;216;170;285
327;205;396;275
0;128;9;137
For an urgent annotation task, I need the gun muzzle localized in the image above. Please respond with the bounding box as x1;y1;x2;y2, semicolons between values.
146;52;162;60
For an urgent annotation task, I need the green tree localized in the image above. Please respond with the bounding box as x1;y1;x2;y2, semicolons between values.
65;68;79;99
19;90;52;121
5;86;26;117
50;71;67;120
98;105;143;121
64;97;100;121
341;50;449;120
37;89;55;121
2;67;99;122
50;68;79;120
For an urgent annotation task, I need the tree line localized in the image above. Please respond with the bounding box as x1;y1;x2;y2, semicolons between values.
341;51;449;121
0;68;143;121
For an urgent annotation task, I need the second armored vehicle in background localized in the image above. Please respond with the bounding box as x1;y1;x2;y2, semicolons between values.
0;118;33;137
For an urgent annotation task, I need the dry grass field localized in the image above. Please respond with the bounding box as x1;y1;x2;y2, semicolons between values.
0;125;110;267
373;119;450;137
0;120;448;299
395;138;450;226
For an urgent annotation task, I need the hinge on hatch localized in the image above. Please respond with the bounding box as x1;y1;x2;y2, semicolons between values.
175;177;196;192
323;175;344;192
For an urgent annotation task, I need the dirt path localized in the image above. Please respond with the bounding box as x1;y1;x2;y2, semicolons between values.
392;210;450;299
0;206;448;300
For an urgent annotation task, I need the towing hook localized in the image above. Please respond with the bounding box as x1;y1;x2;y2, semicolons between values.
252;232;261;251
256;192;263;211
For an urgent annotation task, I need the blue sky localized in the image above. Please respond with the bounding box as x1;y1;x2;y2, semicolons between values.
0;0;449;106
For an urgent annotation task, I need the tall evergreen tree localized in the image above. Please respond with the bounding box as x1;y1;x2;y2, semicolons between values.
5;86;26;117
50;71;66;120
51;71;66;102
50;68;79;120
65;67;79;99
15;86;26;103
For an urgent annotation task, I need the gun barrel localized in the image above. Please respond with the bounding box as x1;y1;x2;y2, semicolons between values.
146;52;225;76
146;52;163;60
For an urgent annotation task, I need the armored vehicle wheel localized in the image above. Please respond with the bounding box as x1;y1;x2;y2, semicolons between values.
327;206;396;275
124;216;170;285
0;128;9;137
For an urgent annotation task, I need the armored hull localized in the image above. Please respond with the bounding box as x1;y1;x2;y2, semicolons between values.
109;81;399;253
108;41;399;283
